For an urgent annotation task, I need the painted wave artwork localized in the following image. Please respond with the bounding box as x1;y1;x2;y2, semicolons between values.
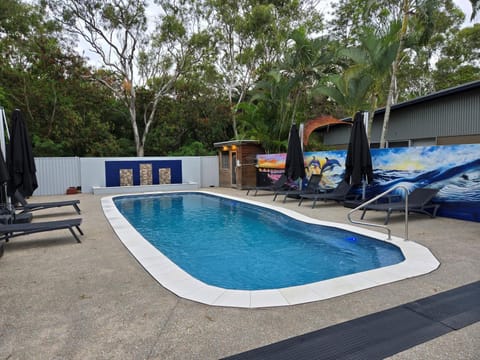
257;144;480;222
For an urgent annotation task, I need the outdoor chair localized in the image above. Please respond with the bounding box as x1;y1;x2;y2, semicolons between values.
0;218;83;243
13;190;81;215
299;180;354;208
273;174;322;203
246;174;289;196
359;187;440;225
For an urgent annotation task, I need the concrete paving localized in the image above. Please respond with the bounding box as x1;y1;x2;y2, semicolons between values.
0;188;478;359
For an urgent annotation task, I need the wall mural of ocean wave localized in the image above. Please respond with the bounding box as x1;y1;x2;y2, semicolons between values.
256;144;480;222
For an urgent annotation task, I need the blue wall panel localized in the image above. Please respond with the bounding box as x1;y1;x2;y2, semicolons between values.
105;160;182;187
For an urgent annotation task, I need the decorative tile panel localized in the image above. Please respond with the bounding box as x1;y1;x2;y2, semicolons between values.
159;168;171;184
140;163;153;185
119;169;133;186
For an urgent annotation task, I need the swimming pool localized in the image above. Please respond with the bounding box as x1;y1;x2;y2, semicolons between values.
114;193;405;290
102;191;440;308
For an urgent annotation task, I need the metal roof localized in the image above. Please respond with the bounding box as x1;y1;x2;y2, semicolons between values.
340;80;480;121
213;140;261;147
375;80;480;115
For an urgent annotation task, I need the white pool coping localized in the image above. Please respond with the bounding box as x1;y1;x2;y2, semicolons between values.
93;182;199;195
101;191;440;308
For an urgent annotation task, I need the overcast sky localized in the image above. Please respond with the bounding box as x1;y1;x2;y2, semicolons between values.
454;0;477;26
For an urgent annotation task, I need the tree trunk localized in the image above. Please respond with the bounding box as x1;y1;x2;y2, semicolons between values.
129;99;142;156
367;92;378;143
137;144;144;157
380;0;409;148
231;109;239;138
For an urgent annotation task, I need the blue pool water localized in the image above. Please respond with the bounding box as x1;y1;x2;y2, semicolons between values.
114;193;405;290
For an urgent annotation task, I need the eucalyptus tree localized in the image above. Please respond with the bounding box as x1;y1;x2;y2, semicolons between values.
392;0;466;102
328;0;462;147
328;0;404;45
205;0;324;138
432;23;480;89
47;0;212;156
380;0;441;147
0;0;123;156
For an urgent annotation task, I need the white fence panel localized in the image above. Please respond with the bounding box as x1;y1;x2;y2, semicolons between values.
34;157;81;196
201;156;219;188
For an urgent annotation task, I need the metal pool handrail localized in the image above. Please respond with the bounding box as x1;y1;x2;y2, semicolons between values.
347;185;409;240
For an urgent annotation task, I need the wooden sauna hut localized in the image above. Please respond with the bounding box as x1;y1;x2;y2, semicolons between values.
214;140;264;189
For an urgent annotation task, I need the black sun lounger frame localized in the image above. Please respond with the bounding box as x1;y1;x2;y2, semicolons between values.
14;191;81;215
298;180;353;208
0;218;83;243
246;174;289;196
360;187;440;224
273;174;322;203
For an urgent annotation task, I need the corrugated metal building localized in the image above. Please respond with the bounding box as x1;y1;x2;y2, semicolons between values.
322;80;480;148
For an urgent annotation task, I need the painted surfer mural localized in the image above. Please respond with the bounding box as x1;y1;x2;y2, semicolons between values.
256;144;480;222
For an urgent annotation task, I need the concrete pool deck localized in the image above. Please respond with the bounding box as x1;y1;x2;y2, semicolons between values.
0;188;478;359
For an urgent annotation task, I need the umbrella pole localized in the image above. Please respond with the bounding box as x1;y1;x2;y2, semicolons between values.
0;106;11;212
362;178;366;200
3;184;11;212
0;106;7;156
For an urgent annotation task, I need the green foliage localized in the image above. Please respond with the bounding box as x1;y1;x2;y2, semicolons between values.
0;86;9;108
314;72;373;119
32;135;69;156
170;141;215;156
238;28;335;152
0;0;474;158
432;24;480;88
235;101;287;153
329;0;471;101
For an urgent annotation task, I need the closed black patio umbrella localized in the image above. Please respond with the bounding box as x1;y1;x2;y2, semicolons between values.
344;111;373;196
7;109;38;198
285;123;306;181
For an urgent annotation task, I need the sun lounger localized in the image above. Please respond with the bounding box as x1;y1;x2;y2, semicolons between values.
299;180;353;208
0;218;83;243
13;191;81;215
246;174;289;196
359;187;440;224
273;174;322;203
